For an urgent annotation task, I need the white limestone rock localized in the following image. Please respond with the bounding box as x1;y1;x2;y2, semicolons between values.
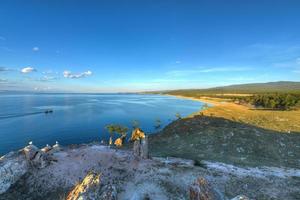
0;151;29;194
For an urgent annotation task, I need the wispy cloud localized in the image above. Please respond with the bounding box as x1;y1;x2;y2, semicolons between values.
0;36;5;41
167;67;252;77
63;70;92;79
0;67;13;72
37;75;58;82
32;47;39;51
21;67;37;73
42;70;59;75
0;78;8;83
175;61;181;64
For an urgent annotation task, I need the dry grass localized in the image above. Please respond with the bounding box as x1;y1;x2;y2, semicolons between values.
185;96;300;133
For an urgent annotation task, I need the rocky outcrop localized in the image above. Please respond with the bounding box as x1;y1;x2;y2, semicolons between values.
189;177;220;200
0;142;54;195
131;128;149;159
23;142;50;169
50;141;62;153
66;172;117;200
0;151;29;194
133;137;149;159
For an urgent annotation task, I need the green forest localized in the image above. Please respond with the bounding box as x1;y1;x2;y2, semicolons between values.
235;93;300;110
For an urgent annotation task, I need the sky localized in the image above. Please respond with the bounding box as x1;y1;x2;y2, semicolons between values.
0;0;300;92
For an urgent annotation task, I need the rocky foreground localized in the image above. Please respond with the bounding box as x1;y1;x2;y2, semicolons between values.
1;141;299;200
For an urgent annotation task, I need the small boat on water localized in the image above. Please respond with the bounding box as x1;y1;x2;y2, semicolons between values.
44;109;53;114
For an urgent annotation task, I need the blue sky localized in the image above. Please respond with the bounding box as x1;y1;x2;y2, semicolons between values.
0;0;300;92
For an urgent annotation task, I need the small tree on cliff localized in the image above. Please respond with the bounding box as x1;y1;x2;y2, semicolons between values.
105;124;128;147
132;120;140;129
154;118;161;130
175;112;181;120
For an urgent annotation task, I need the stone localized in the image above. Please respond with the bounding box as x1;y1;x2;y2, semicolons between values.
23;142;50;169
133;136;149;159
41;144;52;153
66;171;117;200
114;137;123;147
50;141;62;153
231;195;250;200
189;177;219;200
99;184;117;200
140;136;149;159
23;143;40;160
131;128;145;141
0;151;29;194
67;172;101;200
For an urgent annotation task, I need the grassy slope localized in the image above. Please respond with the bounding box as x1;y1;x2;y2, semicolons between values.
149;82;300;168
150;115;300;168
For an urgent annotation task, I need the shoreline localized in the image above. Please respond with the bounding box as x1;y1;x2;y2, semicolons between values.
168;94;220;106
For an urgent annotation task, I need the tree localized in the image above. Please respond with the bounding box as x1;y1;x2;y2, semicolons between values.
154;119;161;130
175;112;181;119
132;120;140;129
105;124;128;147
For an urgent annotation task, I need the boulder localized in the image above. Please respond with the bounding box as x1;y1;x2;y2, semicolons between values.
67;172;102;200
189;177;220;200
23;143;40;160
23;142;50;169
66;172;117;200
231;195;249;200
41;144;52;153
0;151;29;194
51;141;62;152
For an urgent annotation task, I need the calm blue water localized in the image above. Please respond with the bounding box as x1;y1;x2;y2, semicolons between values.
0;94;205;155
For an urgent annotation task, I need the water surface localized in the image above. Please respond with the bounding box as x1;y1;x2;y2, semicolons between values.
0;94;205;155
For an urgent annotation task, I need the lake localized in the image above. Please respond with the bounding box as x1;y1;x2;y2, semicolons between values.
0;94;205;155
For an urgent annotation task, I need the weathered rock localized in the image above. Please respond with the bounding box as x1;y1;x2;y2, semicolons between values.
23;143;40;160
99;184;117;200
131;128;145;141
51;141;62;153
0;151;29;194
23;142;50;169
66;172;102;200
231;195;249;200
41;144;52;153
189;177;219;200
140;136;149;159
133;136;149;159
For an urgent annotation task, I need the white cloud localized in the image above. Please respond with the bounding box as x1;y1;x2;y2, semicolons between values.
175;61;181;64
21;67;37;73
32;47;39;51
63;70;92;79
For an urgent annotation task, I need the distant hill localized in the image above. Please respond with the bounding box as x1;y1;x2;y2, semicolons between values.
156;81;300;96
